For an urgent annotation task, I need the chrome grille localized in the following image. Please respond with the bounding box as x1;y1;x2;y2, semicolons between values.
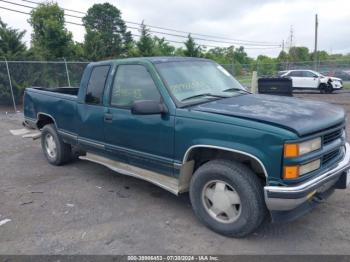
323;129;342;145
322;149;341;165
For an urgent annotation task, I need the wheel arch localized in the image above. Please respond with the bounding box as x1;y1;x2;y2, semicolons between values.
178;145;268;193
36;112;57;129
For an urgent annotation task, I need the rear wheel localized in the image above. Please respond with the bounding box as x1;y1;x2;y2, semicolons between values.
41;124;73;165
189;159;267;237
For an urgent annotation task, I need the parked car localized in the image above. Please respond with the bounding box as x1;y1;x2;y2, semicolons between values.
321;70;350;81
23;57;350;237
279;69;343;93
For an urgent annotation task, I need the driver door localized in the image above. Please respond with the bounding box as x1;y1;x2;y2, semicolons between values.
302;71;319;89
104;63;175;176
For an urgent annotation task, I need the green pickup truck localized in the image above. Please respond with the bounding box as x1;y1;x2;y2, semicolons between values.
23;57;350;237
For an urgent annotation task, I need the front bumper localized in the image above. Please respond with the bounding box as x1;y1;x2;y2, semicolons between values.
331;81;343;89
264;142;350;212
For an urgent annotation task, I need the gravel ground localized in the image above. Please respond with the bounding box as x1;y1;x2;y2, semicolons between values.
0;90;350;255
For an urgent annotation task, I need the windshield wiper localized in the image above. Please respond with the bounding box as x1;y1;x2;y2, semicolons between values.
222;88;250;93
181;93;227;102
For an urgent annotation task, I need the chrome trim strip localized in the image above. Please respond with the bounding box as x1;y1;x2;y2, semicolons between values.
58;130;78;140
78;138;105;149
182;144;268;179
105;143;174;168
173;162;182;169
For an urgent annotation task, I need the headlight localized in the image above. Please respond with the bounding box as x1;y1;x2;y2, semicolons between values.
284;137;321;158
284;159;321;179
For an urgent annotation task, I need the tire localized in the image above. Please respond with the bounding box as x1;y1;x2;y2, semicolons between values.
189;159;267;237
41;124;72;165
319;83;326;94
319;83;333;94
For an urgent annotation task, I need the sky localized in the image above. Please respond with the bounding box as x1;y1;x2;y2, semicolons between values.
1;0;350;58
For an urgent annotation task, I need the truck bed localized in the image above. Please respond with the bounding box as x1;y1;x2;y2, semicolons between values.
24;87;80;135
30;87;79;96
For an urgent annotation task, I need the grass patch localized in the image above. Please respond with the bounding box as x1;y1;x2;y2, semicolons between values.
343;82;350;89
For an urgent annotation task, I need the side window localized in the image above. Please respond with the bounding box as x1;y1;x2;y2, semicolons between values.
303;71;316;78
111;65;161;108
289;71;302;77
85;65;110;104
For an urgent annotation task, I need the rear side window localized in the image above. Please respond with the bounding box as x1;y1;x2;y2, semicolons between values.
288;71;302;77
85;65;110;104
110;65;161;108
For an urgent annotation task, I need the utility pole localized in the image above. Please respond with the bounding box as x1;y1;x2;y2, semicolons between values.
288;26;294;69
289;26;294;51
313;14;318;71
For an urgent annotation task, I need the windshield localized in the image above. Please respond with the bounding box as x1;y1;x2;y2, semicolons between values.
155;60;247;106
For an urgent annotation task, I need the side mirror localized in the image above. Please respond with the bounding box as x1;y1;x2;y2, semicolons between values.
131;100;168;115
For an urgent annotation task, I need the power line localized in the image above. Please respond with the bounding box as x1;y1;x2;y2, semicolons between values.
4;0;280;47
0;5;281;50
20;0;280;45
0;0;82;18
126;25;280;47
22;0;85;15
0;5;83;25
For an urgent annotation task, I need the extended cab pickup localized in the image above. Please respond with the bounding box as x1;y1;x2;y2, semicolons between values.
23;57;350;237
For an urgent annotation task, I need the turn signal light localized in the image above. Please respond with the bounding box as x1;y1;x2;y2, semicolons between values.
284;144;299;158
283;166;299;180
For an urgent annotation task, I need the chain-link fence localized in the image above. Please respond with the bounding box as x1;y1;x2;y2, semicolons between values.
0;60;89;111
222;60;350;87
1;59;350;112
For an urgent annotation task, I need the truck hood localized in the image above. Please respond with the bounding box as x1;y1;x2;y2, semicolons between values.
191;94;345;136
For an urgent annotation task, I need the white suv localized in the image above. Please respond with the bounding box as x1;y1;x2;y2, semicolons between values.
279;69;343;93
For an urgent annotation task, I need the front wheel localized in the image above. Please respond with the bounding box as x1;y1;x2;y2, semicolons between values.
189;159;267;237
319;83;333;94
41;124;73;165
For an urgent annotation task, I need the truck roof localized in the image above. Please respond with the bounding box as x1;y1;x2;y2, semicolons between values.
90;56;210;65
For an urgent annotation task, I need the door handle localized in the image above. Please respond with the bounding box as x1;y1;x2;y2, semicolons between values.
104;113;113;123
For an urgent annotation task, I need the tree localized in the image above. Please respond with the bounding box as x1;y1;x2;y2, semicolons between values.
233;46;250;65
310;50;329;61
184;34;201;57
0;18;27;59
136;22;154;57
288;46;309;62
29;2;76;59
0;19;28;105
83;3;133;60
152;37;175;56
256;55;277;76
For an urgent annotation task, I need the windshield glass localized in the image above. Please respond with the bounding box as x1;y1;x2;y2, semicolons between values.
155;60;247;105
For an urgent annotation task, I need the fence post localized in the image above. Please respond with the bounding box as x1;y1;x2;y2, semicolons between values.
4;58;17;113
251;71;258;94
64;58;71;87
